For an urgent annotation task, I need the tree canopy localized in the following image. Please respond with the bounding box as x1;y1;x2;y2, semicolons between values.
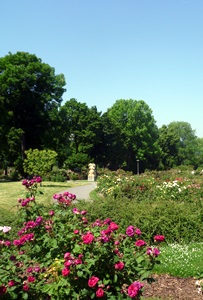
104;99;160;172
0;51;202;175
0;51;66;169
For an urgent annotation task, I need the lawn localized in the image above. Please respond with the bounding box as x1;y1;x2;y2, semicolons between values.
0;180;89;224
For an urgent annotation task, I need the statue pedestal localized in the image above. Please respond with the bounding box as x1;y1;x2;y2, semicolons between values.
88;175;96;182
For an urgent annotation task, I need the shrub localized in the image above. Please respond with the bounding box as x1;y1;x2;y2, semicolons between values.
0;178;163;299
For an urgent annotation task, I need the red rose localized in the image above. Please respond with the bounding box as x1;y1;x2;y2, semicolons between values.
27;276;35;282
23;285;29;291
62;268;70;276
114;261;125;270
88;276;99;287
154;235;165;242
135;239;146;247
82;232;94;244
96;287;105;298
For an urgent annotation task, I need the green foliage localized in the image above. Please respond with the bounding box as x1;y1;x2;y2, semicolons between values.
83;169;203;244
104;99;160;172
0;51;66;171
23;149;58;177
60;98;102;170
158;122;198;169
0;179;162;299
64;152;90;171
154;243;203;278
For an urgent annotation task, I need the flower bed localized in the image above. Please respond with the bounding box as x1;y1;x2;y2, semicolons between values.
0;177;164;299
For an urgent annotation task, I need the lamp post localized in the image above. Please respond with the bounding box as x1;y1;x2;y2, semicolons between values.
137;159;140;175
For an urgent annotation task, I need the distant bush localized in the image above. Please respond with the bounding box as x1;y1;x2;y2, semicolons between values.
78;169;203;244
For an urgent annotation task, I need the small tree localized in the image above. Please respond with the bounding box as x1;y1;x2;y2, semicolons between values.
23;149;58;177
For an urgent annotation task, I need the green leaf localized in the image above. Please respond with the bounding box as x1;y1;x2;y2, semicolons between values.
22;293;28;300
77;271;83;277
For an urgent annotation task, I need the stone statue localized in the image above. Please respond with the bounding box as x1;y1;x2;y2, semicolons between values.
88;163;96;181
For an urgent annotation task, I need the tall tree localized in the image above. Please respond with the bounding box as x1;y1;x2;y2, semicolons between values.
158;121;198;168
158;125;180;169
0;51;66;168
104;99;160;172
60;99;103;170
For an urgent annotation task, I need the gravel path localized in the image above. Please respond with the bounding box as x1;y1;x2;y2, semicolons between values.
65;182;97;202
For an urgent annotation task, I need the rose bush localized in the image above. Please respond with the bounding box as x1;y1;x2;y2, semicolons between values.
0;178;164;299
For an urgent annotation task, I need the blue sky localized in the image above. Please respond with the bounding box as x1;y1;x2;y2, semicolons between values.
1;0;203;137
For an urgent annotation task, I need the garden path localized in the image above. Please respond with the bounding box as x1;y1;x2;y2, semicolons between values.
63;181;97;202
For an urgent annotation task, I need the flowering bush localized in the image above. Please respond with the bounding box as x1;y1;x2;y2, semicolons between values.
96;171;203;204
96;172;155;200
0;178;164;299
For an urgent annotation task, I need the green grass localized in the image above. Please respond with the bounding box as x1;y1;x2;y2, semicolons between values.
153;242;203;278
0;180;91;224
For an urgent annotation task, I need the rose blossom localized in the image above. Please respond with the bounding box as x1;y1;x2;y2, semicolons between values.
27;276;35;282
23;284;29;291
153;247;160;257
114;261;125;270
127;281;144;298
49;210;55;216
4;240;11;247
126;225;135;236
74;259;82;265
88;276;99;287
154;235;165;242
64;252;72;260
62;268;70;276
72;208;80;214
135;240;146;247
0;285;6;294
8;280;15;287
82;232;94;244
108;222;119;231
135;228;142;235
96;287;105;298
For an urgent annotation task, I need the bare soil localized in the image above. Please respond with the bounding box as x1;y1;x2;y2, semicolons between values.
143;274;203;299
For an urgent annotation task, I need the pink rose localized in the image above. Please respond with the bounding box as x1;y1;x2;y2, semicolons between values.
135;239;146;247
154;235;165;242
108;222;119;231
64;252;72;260
126;225;135;236
4;240;11;247
49;210;55;216
88;276;99;287
82;232;94;244
74;229;79;234
62;268;70;276
146;247;153;255
74;259;82;265
153;247;160;257
127;281;143;298
114;261;125;270
72;208;80;214
135;228;142;235
96;287;105;298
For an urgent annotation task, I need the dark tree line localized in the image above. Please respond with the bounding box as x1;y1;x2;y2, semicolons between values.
0;52;203;175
